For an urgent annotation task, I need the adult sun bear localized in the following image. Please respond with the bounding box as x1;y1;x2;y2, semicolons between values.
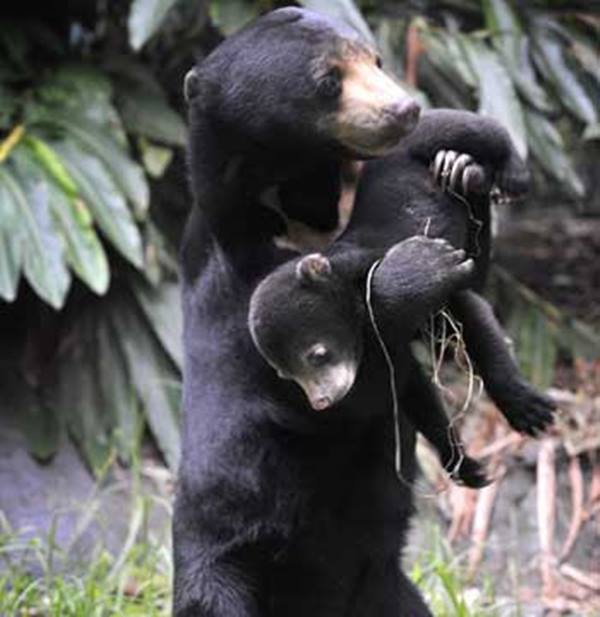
174;7;450;616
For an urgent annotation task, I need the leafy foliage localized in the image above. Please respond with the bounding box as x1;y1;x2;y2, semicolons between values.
0;10;188;471
1;0;598;471
367;0;598;201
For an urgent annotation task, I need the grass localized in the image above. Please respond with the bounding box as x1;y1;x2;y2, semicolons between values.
0;509;172;617
1;522;512;617
0;479;518;617
408;525;520;617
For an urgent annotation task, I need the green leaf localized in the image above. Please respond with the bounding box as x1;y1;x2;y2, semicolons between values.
583;122;600;141
31;109;149;218
139;138;174;178
422;29;478;90
0;180;24;301
128;0;181;51
0;155;71;309
131;278;183;370
209;0;260;36
2;367;61;461
109;293;181;470
488;266;600;386
571;35;600;88
524;107;585;198
23;135;78;196
53;140;145;269
299;0;375;46
532;23;597;125
0;84;18;129
95;313;140;463
115;84;186;146
463;38;528;158
482;0;554;112
20;384;61;461
46;181;110;295
32;63;127;145
55;316;113;475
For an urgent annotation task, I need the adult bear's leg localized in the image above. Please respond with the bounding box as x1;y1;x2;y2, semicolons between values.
396;570;433;617
172;494;265;617
348;558;433;617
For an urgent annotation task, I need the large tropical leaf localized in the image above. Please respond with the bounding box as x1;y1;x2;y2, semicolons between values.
21;135;110;294
0;83;18;129
0;154;71;310
31;109;150;218
95;313;140;463
20;383;62;462
109;293;181;470
524;107;585;198
131;278;183;370
114;83;186;147
299;0;375;46
47;181;110;296
531;21;597;126
421;28;478;91
209;0;260;36
0;179;23;302
34;64;125;142
52;141;145;269
482;0;554;112
55;315;114;475
488;266;600;388
462;38;528;158
128;0;181;51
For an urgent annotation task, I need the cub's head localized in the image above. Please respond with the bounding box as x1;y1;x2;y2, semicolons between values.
248;253;363;411
184;7;420;157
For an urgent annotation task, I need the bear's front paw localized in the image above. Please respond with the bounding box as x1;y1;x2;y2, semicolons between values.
431;149;490;197
495;155;530;199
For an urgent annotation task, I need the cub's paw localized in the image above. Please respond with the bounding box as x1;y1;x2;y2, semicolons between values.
373;237;474;330
494;155;530;199
490;380;556;436
431;149;490;197
451;455;491;489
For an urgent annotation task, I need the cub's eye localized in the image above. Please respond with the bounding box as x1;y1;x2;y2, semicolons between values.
318;67;342;99
375;56;383;69
306;344;331;368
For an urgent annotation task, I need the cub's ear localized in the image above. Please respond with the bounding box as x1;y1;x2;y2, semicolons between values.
296;253;332;282
184;67;203;103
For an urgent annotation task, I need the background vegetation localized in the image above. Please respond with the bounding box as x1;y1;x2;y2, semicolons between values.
0;0;598;472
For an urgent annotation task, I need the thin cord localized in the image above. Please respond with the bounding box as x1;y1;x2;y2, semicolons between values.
365;259;443;498
365;259;403;481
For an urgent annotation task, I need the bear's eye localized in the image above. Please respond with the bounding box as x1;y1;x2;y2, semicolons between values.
306;344;331;368
375;56;383;69
318;67;342;99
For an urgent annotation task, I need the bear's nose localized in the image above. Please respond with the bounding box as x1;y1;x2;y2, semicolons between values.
384;100;421;133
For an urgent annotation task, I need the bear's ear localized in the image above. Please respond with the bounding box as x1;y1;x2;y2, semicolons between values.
184;67;202;103
296;254;332;282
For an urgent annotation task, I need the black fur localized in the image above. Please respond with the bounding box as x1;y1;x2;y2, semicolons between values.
176;8;431;616
346;109;555;438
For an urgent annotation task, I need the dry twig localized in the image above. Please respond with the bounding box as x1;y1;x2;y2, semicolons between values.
537;438;557;598
559;455;584;560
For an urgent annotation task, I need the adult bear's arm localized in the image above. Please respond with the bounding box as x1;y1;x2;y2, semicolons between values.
406;109;528;195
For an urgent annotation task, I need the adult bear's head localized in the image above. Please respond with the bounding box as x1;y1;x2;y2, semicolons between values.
184;7;420;158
